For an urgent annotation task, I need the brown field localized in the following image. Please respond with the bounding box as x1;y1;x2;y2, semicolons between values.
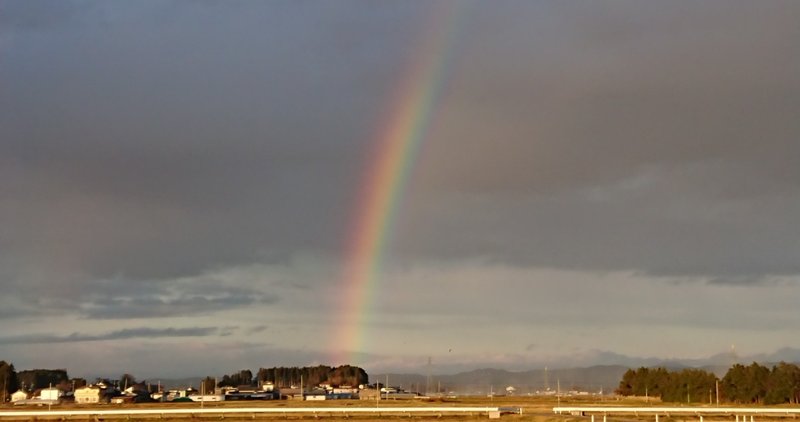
0;396;785;422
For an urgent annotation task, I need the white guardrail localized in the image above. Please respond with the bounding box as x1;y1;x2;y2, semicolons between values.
0;406;501;418
554;407;800;421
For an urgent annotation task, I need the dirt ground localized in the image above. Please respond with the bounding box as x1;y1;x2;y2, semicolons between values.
0;396;761;422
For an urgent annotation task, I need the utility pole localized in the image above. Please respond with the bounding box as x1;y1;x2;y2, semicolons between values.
716;380;720;406
426;357;432;396
544;367;549;391
557;379;561;407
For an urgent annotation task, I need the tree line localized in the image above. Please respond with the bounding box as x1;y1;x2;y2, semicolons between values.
1;361;18;402
0;363;89;399
617;362;800;404
213;365;368;388
1;361;368;400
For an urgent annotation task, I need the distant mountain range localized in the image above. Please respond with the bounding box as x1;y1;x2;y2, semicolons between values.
108;347;800;393
372;366;629;395
370;347;800;394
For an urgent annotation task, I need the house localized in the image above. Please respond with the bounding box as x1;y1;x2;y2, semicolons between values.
122;383;153;402
39;387;64;401
75;385;105;404
11;390;29;403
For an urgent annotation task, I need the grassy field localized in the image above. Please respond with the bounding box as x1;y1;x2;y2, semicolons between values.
0;396;654;422
9;396;792;422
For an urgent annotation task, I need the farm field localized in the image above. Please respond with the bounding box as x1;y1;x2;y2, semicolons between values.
5;397;800;422
0;396;671;422
0;396;568;421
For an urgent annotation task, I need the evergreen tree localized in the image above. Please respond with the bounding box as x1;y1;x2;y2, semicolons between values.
255;365;368;388
661;369;717;403
17;369;68;391
0;361;18;403
721;362;770;403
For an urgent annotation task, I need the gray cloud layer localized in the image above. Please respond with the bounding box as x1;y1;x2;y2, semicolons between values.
0;327;221;345
2;1;797;286
1;0;799;374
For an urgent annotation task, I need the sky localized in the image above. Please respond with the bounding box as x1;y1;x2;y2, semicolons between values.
1;0;799;379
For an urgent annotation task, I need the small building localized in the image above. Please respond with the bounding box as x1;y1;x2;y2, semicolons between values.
359;388;380;400
166;388;197;401
11;390;29;403
235;385;258;394
333;386;358;395
305;390;328;401
39;387;64;401
188;394;225;402
279;387;302;400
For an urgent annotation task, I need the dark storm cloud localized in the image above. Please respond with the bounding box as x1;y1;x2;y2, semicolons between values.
1;0;799;302
417;1;800;195
398;1;800;283
10;0;800;375
0;1;426;286
0;272;280;320
0;327;221;345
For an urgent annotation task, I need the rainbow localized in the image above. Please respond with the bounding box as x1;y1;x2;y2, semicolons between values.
332;4;466;366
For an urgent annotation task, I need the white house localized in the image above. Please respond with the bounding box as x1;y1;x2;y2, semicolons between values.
11;390;29;403
75;386;104;404
39;387;64;401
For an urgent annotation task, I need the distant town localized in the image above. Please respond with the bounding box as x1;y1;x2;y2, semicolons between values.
0;362;608;406
3;360;800;405
0;364;379;405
